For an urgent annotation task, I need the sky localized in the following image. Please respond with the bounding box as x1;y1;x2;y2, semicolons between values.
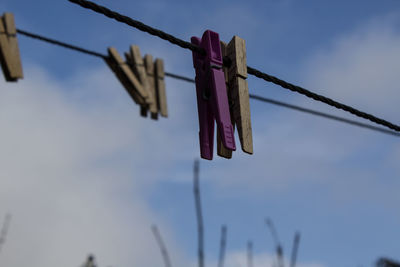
0;0;400;267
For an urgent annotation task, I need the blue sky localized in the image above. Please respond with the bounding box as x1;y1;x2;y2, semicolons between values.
0;0;400;267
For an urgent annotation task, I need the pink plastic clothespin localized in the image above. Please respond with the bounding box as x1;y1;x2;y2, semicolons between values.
191;30;236;160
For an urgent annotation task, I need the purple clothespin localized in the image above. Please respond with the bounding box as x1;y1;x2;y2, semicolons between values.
191;30;236;160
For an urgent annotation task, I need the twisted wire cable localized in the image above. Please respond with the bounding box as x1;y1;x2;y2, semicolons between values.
68;0;400;132
16;27;400;137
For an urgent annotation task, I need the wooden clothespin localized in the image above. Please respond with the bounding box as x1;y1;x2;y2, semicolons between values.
124;45;154;118
144;54;159;120
125;47;168;118
106;45;168;120
0;13;23;82
217;36;253;158
154;58;168;117
105;47;149;106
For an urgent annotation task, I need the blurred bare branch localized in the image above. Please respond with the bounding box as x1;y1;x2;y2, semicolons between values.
193;159;204;267
218;225;227;267
151;225;173;267
376;258;400;267
82;254;97;267
289;232;300;267
247;241;253;267
265;218;284;267
0;213;12;255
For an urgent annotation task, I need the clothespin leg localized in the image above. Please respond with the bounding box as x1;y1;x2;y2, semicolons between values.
140;105;148;117
192;36;213;160
144;54;158;120
217;130;233;159
210;68;236;151
195;74;214;160
155;58;168;118
217;40;234;159
231;76;253;154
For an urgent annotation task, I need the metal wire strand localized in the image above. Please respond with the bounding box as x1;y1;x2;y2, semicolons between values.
68;0;400;133
17;29;107;59
249;94;400;137
246;66;400;132
68;0;204;55
165;72;195;83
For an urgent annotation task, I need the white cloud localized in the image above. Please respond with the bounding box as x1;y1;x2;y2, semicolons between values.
0;64;189;267
302;13;400;121
0;56;329;267
208;250;325;267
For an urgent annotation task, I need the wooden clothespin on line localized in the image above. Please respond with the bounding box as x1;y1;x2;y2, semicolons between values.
154;58;168;117
142;54;168;119
217;36;253;158
0;13;23;82
106;45;168;120
143;54;159;119
105;47;149;105
125;45;154;118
